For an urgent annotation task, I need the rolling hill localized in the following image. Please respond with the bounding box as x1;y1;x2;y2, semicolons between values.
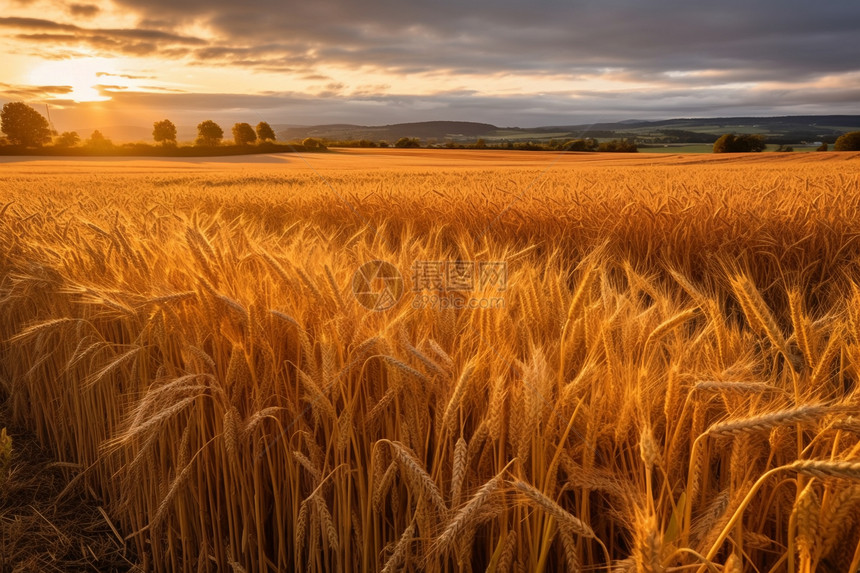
279;116;860;145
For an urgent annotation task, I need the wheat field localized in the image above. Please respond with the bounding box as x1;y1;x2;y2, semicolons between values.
1;150;860;572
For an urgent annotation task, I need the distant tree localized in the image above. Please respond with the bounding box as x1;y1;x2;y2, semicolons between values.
738;134;765;152
394;137;421;148
86;130;113;149
54;131;80;148
0;102;52;147
816;142;828;152
232;122;256;145
775;144;794;152
712;134;736;153
713;133;765;153
514;141;543;151
474;138;487;149
256;121;276;142
597;138;637;152
302;137;325;149
196;120;224;146
378;141;389;148
152;119;177;146
563;138;598;152
834;131;860;151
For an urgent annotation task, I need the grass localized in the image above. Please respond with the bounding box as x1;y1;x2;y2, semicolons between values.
1;149;860;571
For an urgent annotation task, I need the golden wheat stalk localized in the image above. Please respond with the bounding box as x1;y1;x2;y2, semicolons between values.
706;404;835;438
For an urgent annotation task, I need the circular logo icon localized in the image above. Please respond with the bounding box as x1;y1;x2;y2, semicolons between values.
351;260;404;311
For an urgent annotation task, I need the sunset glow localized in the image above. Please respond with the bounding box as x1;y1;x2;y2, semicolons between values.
28;57;117;102
1;0;858;132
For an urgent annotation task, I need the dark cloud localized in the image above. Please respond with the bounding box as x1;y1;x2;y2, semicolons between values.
68;4;100;17
103;0;860;79
0;17;78;31
0;15;204;58
0;82;73;99
97;28;204;43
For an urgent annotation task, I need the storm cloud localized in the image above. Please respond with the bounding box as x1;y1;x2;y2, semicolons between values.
104;0;860;78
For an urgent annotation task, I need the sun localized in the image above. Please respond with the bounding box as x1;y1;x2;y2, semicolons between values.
28;57;118;103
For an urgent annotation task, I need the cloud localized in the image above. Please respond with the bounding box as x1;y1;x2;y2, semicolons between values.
3;1;860;123
96;71;152;79
102;0;860;81
0;15;205;58
0;82;73;99
34;81;860;130
139;85;187;93
68;3;100;17
0;17;78;31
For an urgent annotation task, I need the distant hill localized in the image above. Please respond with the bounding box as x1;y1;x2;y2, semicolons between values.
279;116;860;145
544;115;860;135
69;116;860;145
278;121;499;143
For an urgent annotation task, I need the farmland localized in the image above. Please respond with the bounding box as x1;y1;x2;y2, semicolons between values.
1;149;860;572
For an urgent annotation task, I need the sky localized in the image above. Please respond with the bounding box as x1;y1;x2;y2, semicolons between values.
1;0;859;134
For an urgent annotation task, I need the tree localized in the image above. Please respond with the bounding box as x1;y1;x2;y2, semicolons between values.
597;138;637;152
713;134;736;153
563;138;598;152
394;137;421;148
737;134;766;152
256;121;276;142
153;119;177;146
86;130;112;149
713;133;765;153
816;142;828;152
196;120;224;146
1;102;52;147
232;122;256;145
834;131;860;151
54;131;80;148
302;137;325;149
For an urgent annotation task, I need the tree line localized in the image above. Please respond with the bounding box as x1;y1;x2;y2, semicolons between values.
4;101;860;153
330;136;639;152
153;119;280;147
0;101;308;150
710;132;860;152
